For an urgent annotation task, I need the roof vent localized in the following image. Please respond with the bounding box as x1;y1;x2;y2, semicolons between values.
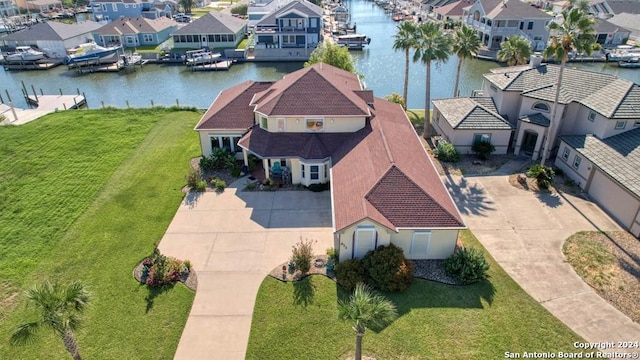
529;52;543;68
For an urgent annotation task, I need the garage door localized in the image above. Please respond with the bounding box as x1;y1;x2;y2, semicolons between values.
589;170;639;229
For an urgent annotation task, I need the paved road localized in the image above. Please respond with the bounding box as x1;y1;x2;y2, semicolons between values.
159;180;333;360
445;161;640;346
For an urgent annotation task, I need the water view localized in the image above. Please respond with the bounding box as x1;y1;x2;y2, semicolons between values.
1;0;639;109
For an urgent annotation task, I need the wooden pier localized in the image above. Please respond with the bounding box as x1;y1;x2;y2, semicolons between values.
2;59;64;71
1;94;86;126
191;60;234;71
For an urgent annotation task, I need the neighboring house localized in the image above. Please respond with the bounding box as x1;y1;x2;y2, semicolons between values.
15;0;62;12
252;0;322;60
608;13;640;42
89;0;172;22
194;63;466;261
0;21;102;58
593;18;630;46
0;0;18;17
422;0;460;15
556;129;640;237
171;11;247;49
93;16;177;47
248;0;291;26
432;97;514;155
587;0;640;18
462;0;553;52
433;0;468;21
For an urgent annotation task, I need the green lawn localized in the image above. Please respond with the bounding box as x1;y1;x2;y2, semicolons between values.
0;108;200;359
247;230;583;359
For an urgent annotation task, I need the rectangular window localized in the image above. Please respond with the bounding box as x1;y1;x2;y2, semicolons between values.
519;22;524;30
210;137;220;151
126;36;134;45
280;159;287;167
573;155;581;170
214;34;221;42
306;118;323;131
144;34;153;42
527;21;533;30
473;133;491;144
208;35;215;42
615;121;626;130
277;118;285;132
562;147;570;161
260;116;268;130
410;232;431;254
588;111;596;122
310;165;319;180
324;164;328;178
101;4;107;11
112;3;117;11
301;164;305;179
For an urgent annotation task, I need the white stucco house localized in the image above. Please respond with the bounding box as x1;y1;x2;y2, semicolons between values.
194;63;467;261
0;21;102;58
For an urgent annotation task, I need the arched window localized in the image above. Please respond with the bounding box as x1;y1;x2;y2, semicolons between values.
532;102;549;112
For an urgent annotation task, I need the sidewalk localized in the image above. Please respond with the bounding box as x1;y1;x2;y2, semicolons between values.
445;163;640;346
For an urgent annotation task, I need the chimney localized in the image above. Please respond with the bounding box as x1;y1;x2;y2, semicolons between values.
529;52;543;68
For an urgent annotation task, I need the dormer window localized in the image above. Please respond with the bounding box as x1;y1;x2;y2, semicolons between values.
615;121;626;130
306;118;324;131
532;102;549;112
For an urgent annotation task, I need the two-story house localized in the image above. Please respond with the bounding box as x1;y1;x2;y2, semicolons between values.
194;63;466;261
171;11;247;50
252;0;322;61
93;16;177;47
90;0;171;22
462;0;553;53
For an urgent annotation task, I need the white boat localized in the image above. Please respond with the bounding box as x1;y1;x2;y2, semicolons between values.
4;46;46;62
336;34;371;50
606;45;640;62
120;52;142;67
185;49;222;66
65;42;121;65
618;57;640;68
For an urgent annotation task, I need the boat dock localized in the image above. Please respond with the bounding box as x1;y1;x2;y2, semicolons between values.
2;59;64;71
68;54;146;74
1;93;86;125
190;60;233;71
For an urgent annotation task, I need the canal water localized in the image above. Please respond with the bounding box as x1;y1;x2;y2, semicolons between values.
1;0;639;109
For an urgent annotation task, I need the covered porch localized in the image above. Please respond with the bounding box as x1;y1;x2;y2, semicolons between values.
514;113;550;160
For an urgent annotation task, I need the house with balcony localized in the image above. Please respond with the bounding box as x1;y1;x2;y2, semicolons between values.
252;0;322;61
433;58;640;236
0;0;18;17
462;0;553;54
89;0;172;22
171;11;247;50
194;63;467;260
93;16;177;47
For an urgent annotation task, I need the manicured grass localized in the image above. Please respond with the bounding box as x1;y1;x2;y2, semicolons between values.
0;108;200;359
237;38;249;50
247;230;583;359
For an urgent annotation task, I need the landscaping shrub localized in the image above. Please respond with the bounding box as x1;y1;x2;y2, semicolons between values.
231;166;241;178
527;164;555;190
199;148;235;171
362;244;414;292
471;140;495;160
308;182;329;192
436;142;460;163
195;180;207;192
444;247;490;284
384;92;406;110
230;3;247;15
290;238;315;274
143;249;189;287
213;178;226;191
186;168;201;188
335;259;366;292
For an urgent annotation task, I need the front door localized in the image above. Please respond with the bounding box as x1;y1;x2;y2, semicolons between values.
353;226;376;258
201;36;208;49
521;131;538;155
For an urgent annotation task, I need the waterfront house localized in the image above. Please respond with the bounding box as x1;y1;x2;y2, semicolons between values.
1;21;102;58
0;0;18;17
89;0;172;22
252;0;322;61
436;57;640;236
593;18;630;46
461;0;553;53
15;0;62;13
608;13;640;43
587;0;640;18
93;16;177;47
194;63;466;260
171;11;247;50
431;97;514;155
248;0;291;26
433;0;468;22
422;0;459;16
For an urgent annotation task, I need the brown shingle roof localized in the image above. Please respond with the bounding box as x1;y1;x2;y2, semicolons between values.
252;63;371;116
194;81;274;130
238;127;352;159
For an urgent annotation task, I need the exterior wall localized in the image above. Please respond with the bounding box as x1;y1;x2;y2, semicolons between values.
198;130;245;157
172;27;247;49
514;121;547;159
587;169;640;236
485;85;521;125
336;220;392;262
432;110;511;154
391;229;459;260
258;115;366;133
554;141;594;188
91;1;142;22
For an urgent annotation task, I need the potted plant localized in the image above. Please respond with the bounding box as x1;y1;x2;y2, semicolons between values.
326;247;339;271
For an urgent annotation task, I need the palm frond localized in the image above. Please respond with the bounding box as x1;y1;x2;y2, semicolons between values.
10;322;41;346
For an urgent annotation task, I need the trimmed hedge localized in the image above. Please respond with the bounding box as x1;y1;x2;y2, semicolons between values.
334;259;365;292
444;247;490;284
363;244;414;292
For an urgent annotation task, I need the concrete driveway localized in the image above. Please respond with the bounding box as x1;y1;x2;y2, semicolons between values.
158;180;334;360
444;170;640;345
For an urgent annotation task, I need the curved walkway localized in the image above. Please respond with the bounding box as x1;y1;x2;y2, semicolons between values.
158;178;333;359
445;158;640;345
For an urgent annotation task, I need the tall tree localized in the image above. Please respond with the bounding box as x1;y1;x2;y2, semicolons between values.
392;20;419;106
452;24;481;97
413;21;451;139
304;42;358;74
497;35;532;66
11;280;91;360
338;283;398;360
541;8;595;164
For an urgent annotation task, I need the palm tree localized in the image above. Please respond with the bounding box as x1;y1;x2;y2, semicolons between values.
497;35;532;66
338;283;398;360
11;280;90;360
452;24;481;97
541;8;595;164
392;20;419;106
414;21;452;139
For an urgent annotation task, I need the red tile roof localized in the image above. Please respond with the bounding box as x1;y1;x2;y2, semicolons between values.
252;63;372;116
194;81;274;130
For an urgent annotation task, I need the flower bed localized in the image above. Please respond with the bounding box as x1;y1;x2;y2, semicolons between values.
133;249;197;291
